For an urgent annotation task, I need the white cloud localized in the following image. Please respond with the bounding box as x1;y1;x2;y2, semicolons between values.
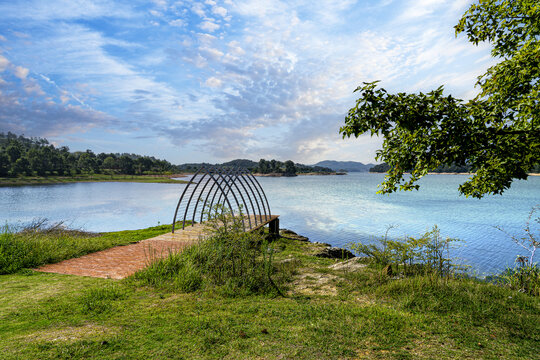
205;77;222;87
0;34;6;41
199;20;220;32
0;0;134;21
14;66;29;79
24;81;45;95
169;18;184;27
212;6;228;17
191;3;206;17
199;46;224;60
0;55;9;72
152;0;168;9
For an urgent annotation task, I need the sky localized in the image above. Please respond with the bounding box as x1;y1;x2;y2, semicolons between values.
0;0;494;165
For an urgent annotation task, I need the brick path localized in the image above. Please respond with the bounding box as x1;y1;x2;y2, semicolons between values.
35;226;209;280
35;215;279;280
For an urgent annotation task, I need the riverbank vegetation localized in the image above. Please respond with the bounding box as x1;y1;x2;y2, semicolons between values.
0;133;336;183
0;221;175;274
0;174;187;187
0;132;183;178
179;158;336;176
0;222;538;358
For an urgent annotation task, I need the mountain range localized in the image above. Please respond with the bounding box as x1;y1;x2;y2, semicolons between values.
312;160;374;172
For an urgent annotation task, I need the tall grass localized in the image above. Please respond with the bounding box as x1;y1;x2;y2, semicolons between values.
494;205;540;296
348;225;464;278
132;230;293;296
0;221;101;274
0;220;174;274
132;209;293;296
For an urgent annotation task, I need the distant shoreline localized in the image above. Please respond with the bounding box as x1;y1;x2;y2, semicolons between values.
0;174;189;187
369;172;540;176
253;172;346;177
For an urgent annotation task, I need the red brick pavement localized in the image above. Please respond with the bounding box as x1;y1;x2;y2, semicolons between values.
36;237;197;279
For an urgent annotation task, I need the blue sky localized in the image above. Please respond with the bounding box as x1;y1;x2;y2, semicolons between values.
0;0;493;164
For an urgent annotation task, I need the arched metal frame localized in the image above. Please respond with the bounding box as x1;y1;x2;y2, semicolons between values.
172;167;272;233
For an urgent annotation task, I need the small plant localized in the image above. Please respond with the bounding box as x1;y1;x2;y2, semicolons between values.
495;205;540;296
496;205;539;265
349;225;462;277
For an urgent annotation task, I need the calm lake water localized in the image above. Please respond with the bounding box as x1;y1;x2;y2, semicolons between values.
1;173;539;275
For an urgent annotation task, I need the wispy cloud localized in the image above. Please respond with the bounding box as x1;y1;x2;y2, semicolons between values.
0;0;492;164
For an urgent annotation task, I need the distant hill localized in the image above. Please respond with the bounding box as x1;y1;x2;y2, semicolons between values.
221;159;258;169
313;160;374;172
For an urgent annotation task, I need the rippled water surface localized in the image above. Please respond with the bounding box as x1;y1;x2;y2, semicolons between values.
1;173;539;274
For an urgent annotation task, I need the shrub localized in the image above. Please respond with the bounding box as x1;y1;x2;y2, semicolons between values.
133;207;290;296
494;205;540;296
0;221;100;274
348;225;463;277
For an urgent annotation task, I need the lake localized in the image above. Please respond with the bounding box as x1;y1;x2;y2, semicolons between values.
1;173;538;275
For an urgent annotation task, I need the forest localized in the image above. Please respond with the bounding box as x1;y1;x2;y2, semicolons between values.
0;132;179;177
0;133;334;177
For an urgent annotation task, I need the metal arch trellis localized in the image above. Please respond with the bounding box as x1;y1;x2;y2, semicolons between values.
171;166;272;233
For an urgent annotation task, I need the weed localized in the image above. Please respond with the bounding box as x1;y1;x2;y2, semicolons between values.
494;205;540;296
348;225;463;278
78;284;128;314
132;207;293;296
0;220;173;274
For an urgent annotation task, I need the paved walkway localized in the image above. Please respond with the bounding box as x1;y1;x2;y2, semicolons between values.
35;215;278;279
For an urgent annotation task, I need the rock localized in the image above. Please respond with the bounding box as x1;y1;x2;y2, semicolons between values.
314;247;355;259
279;229;309;242
313;241;331;247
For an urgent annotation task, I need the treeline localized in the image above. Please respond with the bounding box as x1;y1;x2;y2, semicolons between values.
369;162;540;173
0;132;179;177
369;162;472;173
177;158;334;175
255;159;333;175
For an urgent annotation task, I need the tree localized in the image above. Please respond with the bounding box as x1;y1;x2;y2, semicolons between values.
102;156;117;170
118;155;134;175
0;152;9;177
258;159;269;174
340;0;539;198
284;160;297;175
77;150;99;174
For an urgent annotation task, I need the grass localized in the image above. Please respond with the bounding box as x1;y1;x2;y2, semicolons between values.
0;222;176;274
0;226;538;359
0;174;188;186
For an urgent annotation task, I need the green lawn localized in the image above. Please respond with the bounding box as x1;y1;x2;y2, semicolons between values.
0;229;538;359
0;174;188;187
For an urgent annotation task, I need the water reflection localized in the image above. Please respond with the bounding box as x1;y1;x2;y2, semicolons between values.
1;173;538;274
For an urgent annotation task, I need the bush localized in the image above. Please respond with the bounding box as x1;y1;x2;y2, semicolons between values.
496;264;540;296
494;206;540;296
133;209;290;297
0;219;155;274
348;225;463;277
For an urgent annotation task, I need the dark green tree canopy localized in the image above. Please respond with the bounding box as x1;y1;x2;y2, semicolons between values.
340;0;539;198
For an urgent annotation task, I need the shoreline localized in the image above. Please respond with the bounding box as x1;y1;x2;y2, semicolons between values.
253;172;346;177
0;174;189;187
370;172;540;176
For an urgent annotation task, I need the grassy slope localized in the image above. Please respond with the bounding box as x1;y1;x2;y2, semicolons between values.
0;225;176;274
0;231;538;359
0;174;188;186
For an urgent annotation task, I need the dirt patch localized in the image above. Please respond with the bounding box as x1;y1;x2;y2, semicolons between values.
289;268;339;296
21;324;119;343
